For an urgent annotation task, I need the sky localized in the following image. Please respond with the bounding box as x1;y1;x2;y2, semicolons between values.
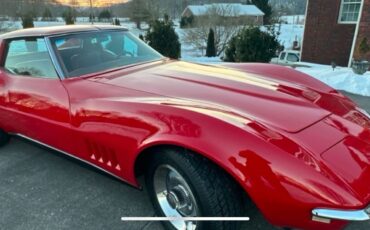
55;0;128;7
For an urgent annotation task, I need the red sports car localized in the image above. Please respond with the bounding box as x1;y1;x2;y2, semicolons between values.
0;25;369;230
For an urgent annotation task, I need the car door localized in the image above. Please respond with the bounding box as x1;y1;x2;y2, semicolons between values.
0;37;71;151
279;52;286;64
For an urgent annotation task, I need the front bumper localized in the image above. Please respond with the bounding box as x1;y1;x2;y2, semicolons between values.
312;206;370;221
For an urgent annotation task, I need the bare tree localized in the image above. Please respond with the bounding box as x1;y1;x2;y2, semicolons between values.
69;0;79;7
183;4;253;56
145;0;162;21
128;0;151;29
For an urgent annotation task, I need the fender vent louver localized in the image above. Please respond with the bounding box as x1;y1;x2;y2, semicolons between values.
85;140;121;171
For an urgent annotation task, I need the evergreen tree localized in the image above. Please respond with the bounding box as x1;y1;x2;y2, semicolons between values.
252;0;273;25
145;15;181;59
21;12;34;29
224;27;279;63
206;28;216;57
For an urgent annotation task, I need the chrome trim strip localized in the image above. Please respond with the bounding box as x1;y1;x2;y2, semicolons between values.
12;133;135;187
45;28;129;40
357;107;370;120
44;37;65;80
312;208;370;221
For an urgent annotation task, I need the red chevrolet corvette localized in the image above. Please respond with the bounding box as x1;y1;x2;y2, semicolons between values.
0;25;369;230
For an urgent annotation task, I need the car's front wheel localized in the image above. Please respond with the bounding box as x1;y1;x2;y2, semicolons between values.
0;129;9;147
145;148;246;230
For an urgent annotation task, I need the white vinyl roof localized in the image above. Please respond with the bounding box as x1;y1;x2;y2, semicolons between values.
183;4;265;17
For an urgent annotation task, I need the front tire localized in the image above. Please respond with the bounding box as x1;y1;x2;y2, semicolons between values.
0;129;9;147
145;148;246;230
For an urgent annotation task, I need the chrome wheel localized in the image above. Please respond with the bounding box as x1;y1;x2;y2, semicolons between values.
153;164;199;229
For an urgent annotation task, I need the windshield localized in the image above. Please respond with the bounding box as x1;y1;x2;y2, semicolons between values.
50;31;163;77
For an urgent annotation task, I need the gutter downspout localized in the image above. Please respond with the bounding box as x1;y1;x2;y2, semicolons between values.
348;0;365;67
300;0;310;60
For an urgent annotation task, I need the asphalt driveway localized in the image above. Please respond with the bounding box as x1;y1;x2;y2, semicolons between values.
0;92;369;230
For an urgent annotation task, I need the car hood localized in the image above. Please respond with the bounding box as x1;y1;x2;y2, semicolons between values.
89;61;333;133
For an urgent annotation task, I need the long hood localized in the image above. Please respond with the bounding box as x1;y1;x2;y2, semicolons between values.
89;61;334;133
85;61;370;204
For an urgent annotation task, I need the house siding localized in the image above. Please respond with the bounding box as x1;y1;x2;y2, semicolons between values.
302;0;356;66
353;0;370;61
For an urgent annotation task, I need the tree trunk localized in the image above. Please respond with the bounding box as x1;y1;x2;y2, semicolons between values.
136;21;141;29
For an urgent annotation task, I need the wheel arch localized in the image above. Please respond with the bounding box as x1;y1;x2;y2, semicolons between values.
130;136;362;228
133;142;251;203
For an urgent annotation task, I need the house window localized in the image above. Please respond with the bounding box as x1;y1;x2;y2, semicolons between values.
339;0;362;23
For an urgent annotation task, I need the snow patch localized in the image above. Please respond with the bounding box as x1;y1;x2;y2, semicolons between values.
296;63;370;96
181;56;222;63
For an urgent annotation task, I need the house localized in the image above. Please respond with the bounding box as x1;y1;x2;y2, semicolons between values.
302;0;370;67
181;3;265;26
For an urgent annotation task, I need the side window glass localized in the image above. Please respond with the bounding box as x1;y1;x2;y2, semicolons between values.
280;52;286;60
4;38;58;78
287;53;299;62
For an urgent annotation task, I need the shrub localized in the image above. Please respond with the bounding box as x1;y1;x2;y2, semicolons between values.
63;7;76;25
21;12;34;29
113;18;121;26
224;27;280;63
145;15;181;59
89;14;95;23
180;15;194;28
359;37;370;60
206;28;216;57
224;36;237;62
99;9;112;22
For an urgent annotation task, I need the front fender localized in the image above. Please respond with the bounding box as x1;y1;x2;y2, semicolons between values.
124;101;362;229
73;94;361;229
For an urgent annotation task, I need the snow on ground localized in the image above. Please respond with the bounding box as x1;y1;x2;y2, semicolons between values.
280;15;305;25
296;63;370;96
